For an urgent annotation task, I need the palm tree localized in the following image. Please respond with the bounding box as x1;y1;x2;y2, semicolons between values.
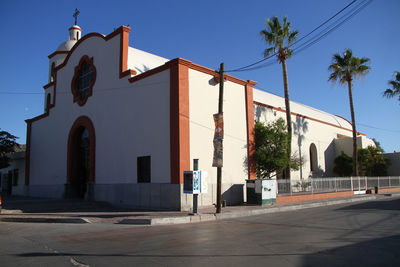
328;49;370;176
383;71;400;102
260;16;298;179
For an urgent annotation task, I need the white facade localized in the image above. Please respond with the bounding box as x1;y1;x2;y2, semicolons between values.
25;24;375;210
254;89;375;178
0;152;26;196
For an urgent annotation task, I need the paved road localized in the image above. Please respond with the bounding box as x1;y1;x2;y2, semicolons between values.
1;196;399;267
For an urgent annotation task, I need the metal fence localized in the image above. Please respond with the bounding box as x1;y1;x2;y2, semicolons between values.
277;176;400;196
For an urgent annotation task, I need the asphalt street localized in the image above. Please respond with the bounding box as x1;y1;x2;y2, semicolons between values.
1;196;399;267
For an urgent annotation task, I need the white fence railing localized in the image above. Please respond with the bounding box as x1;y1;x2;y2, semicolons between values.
277;176;400;196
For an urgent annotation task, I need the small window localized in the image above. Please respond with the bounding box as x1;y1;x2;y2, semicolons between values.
310;143;318;172
50;62;56;82
46;94;51;112
13;169;19;186
71;56;96;106
137;156;151;183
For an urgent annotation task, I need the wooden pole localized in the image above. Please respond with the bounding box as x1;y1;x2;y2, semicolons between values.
216;63;224;214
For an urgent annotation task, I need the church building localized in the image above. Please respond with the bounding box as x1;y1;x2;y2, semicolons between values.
24;22;374;210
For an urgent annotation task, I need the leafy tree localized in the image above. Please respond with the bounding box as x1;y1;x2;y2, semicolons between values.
358;145;388;176
333;151;353;177
383;71;400;103
260;16;299;179
255;118;300;178
333;146;388;177
0;130;19;169
328;49;370;176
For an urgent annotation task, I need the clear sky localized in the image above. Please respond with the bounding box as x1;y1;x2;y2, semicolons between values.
1;0;399;153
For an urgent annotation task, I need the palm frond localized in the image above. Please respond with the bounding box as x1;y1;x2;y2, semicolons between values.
260;16;298;60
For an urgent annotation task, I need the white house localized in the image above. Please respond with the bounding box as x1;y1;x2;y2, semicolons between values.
24;23;375;210
0;151;26;196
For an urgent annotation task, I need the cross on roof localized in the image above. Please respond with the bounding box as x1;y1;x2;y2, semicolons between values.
73;8;80;25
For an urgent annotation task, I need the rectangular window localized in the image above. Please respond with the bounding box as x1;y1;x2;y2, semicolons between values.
13;169;19;186
137;156;151;183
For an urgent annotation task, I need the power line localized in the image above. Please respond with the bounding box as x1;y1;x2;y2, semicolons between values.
357;123;400;133
225;0;370;73
292;0;372;55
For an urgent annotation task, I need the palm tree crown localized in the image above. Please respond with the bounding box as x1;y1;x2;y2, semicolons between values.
383;71;400;102
260;16;299;62
328;48;370;176
328;49;370;85
260;16;298;179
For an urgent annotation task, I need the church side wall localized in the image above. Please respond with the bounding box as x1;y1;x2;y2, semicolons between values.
185;69;249;208
254;101;354;178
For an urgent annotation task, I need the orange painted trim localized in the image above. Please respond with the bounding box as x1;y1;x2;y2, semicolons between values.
378;187;400;194
128;64;169;83
48;51;69;59
30;26;135;125
245;82;257;180
335;115;366;136
119;26;137;78
53;26;135;78
43;82;54;89
276;190;354;204
67;116;96;183
254;101;366;136
169;58;190;184
70;55;97;106
69;26;82;32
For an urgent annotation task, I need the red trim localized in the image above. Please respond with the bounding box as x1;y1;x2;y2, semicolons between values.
169;58;190;184
128;64;169;83
70;55;97;106
53;26;136;79
32;26;135;124
67;116;96;183
69;26;82;32
276;191;354;204
254;101;366;136
335;115;365;136
48;51;69;59
119;26;137;78
43;82;54;89
245;81;257;180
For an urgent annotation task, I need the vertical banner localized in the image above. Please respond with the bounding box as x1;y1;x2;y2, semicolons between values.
212;113;224;167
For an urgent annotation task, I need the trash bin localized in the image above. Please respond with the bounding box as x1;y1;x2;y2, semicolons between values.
375;186;379;194
246;179;258;204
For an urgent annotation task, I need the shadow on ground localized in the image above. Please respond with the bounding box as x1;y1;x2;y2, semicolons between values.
301;234;400;266
337;197;400;212
1;195;170;214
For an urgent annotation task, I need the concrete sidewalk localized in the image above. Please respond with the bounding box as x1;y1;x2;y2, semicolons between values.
0;193;397;225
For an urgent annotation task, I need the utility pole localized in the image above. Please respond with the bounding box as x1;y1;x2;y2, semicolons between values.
216;63;224;214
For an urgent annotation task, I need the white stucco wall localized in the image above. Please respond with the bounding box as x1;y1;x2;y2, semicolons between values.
128;47;169;74
253;88;360;178
29;31;172;200
188;69;248;205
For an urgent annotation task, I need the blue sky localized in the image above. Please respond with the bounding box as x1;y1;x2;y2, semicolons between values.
1;0;399;153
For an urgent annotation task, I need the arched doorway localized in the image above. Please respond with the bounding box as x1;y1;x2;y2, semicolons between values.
66;116;95;199
309;143;318;174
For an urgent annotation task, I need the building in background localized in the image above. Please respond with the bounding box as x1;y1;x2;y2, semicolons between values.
0;150;26;196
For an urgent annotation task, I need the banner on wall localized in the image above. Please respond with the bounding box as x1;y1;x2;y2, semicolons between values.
212;113;223;167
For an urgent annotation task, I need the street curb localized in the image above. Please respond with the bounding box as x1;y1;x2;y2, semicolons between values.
0;217;88;224
1;194;396;225
120;195;379;225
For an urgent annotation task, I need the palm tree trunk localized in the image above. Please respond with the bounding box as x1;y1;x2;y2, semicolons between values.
281;58;292;179
347;80;358;176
